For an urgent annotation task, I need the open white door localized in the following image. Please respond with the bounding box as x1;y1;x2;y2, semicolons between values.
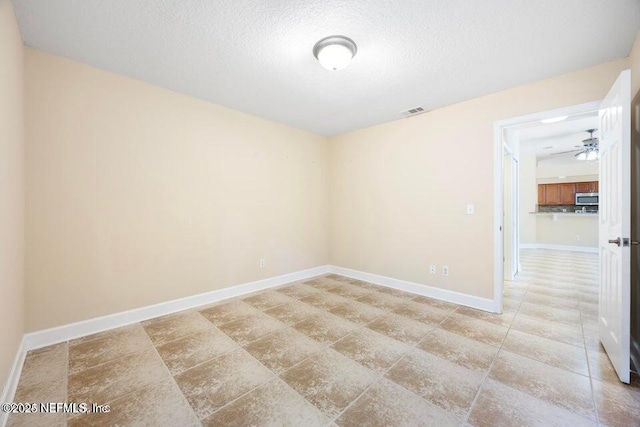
599;69;631;384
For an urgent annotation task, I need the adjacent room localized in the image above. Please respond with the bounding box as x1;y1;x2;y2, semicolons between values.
2;0;640;426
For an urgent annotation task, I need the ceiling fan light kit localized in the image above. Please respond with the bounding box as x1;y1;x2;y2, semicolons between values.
574;128;599;161
549;128;599;161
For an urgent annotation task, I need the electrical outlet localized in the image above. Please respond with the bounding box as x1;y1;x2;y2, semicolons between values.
259;258;266;268
429;265;436;275
575;235;580;241
442;266;449;277
466;204;475;215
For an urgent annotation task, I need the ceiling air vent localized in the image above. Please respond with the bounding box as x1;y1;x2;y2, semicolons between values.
400;106;428;117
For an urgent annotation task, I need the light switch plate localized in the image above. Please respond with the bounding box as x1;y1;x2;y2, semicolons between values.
466;204;474;214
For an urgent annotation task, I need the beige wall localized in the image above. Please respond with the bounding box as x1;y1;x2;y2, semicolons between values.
329;58;628;299
25;49;329;331
536;215;598;248
0;0;24;392
537;162;599;180
537;174;599;185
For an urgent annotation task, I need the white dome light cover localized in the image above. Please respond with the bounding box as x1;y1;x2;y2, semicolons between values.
313;35;357;71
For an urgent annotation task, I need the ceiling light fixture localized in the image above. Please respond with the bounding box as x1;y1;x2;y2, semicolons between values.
541;115;569;124
313;35;357;71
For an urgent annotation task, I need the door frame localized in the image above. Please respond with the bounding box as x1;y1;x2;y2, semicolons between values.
492;100;601;313
503;143;519;281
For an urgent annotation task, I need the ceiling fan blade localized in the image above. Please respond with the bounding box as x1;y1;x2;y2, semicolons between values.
550;149;582;156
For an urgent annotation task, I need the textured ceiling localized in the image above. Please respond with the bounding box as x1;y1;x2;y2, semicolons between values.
516;113;599;160
12;0;640;136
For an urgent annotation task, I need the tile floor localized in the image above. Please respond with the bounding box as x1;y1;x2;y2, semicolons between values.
7;249;640;426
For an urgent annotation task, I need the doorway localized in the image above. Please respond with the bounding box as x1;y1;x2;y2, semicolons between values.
493;100;602;314
494;70;633;384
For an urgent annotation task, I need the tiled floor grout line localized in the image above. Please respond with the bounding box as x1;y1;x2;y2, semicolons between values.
515;255;601;423
66;340;151;380
328;312;453;424
330;294;510;425
196;346;284;424
176;279;401;423
190;281;413;424
145;332;203;426
68;329;201;425
577;285;602;426
168;280;391;381
151;312;225;347
66;372;170;426
462;280;529;425
164;337;241;377
237;276;464;422
190;279;360;419
173;303;349;423
160;296;326;377
166;312;310;378
468;254;601;424
251;283;460;424
63;342;69;427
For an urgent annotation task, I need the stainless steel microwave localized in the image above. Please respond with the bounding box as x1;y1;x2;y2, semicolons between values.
575;192;599;206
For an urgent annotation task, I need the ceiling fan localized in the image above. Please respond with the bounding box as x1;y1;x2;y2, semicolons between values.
550;129;599;161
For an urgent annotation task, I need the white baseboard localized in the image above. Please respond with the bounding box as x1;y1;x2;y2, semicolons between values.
520;243;598;253
23;265;329;352
328;265;496;313
0;337;27;427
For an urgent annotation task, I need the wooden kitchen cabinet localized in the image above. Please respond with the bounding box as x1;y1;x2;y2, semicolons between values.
575;181;599;193
542;184;561;205
538;181;599;205
538;185;545;205
559;183;576;204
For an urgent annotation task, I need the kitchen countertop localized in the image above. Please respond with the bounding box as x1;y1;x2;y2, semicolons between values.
529;211;598;216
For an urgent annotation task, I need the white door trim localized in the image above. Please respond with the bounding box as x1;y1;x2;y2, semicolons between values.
502;144;520;282
493;100;602;313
